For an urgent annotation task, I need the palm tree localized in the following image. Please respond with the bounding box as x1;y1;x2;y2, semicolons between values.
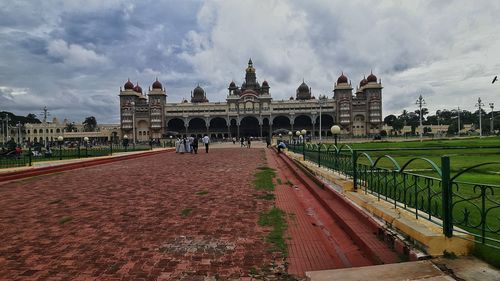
64;122;76;133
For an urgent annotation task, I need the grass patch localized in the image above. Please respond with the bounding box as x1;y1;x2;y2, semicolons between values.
276;178;282;185
49;199;63;204
59;216;73;225
258;207;287;255
180;208;193;218
285;180;293;187
254;166;276;191
195;191;208;196
256;192;275;201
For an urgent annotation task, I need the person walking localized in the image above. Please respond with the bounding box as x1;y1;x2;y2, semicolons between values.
192;135;198;154
203;134;210;153
247;137;251;148
240;137;245;148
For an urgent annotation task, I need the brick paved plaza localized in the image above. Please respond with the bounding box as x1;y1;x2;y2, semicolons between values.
0;148;282;280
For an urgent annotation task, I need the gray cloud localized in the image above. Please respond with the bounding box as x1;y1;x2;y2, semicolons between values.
1;0;499;124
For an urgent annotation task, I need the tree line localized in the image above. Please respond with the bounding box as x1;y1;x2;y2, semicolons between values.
384;108;498;135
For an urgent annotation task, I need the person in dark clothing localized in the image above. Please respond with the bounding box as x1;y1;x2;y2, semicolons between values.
192;135;198;154
247;137;251;148
240;137;245;147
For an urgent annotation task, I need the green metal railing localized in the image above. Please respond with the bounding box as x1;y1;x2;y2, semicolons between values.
0;143;157;169
287;142;500;248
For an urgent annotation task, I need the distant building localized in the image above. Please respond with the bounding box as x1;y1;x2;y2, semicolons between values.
119;59;383;141
24;117;120;145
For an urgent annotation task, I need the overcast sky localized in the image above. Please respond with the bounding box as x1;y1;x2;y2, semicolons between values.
1;0;499;124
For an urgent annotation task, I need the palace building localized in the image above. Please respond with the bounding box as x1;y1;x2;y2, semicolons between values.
119;59;383;142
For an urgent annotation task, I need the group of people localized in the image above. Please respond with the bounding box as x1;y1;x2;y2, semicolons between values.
175;135;210;154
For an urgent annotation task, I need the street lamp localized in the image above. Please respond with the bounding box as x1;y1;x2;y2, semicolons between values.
169;135;173;147
300;129;306;160
330;125;341;147
83;136;89;157
415;95;426;142
476;98;484;137
123;134;129;151
490;103;495;134
288;131;292;143
57;135;63;160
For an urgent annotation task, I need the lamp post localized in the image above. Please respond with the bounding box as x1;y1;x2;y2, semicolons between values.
83;136;89;157
123;135;129;151
490;103;495;134
300;129;306;160
130;101;136;146
415;95;426;142
476;98;484;137
169;135;173;147
331;125;341;147
57;135;63;160
288;131;292;144
17;121;21;145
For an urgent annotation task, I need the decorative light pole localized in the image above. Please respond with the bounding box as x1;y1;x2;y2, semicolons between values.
330;125;341;147
123;135;129;151
288;131;292;143
57;135;63;160
490;103;495;134
476;98;484;137
300;129;306;160
83;136;89;157
295;130;300;145
415;95;426;142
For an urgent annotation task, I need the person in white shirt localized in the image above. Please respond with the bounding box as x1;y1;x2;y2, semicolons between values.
202;135;210;153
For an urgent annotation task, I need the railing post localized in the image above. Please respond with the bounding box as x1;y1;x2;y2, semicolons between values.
352;150;358;190
28;146;32;166
77;145;81;158
302;141;305;161
318;145;321;167
441;156;453;237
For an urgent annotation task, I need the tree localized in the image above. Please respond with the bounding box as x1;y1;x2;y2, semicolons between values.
25;113;41;123
65;122;76;133
384;115;397;126
83;116;97;132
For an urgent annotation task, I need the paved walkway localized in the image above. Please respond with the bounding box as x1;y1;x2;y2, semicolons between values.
0;148;279;280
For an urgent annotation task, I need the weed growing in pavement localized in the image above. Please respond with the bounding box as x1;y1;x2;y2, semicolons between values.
256;192;275;201
258;207;287;256
180;208;193;218
49;199;63;204
285;180;293;187
59;216;73;225
276;178;282;185
254;167;276;191
196;191;209;196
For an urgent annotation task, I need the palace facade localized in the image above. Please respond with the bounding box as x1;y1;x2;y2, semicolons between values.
119;59;383;141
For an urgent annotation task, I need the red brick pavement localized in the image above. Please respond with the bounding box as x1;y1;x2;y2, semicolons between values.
266;150;374;277
0;149;283;280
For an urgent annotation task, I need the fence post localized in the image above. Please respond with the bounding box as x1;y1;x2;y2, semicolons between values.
28;146;32;166
352;150;358;190
302;142;305;161
318;145;321;167
77;145;81;158
441;156;453;237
